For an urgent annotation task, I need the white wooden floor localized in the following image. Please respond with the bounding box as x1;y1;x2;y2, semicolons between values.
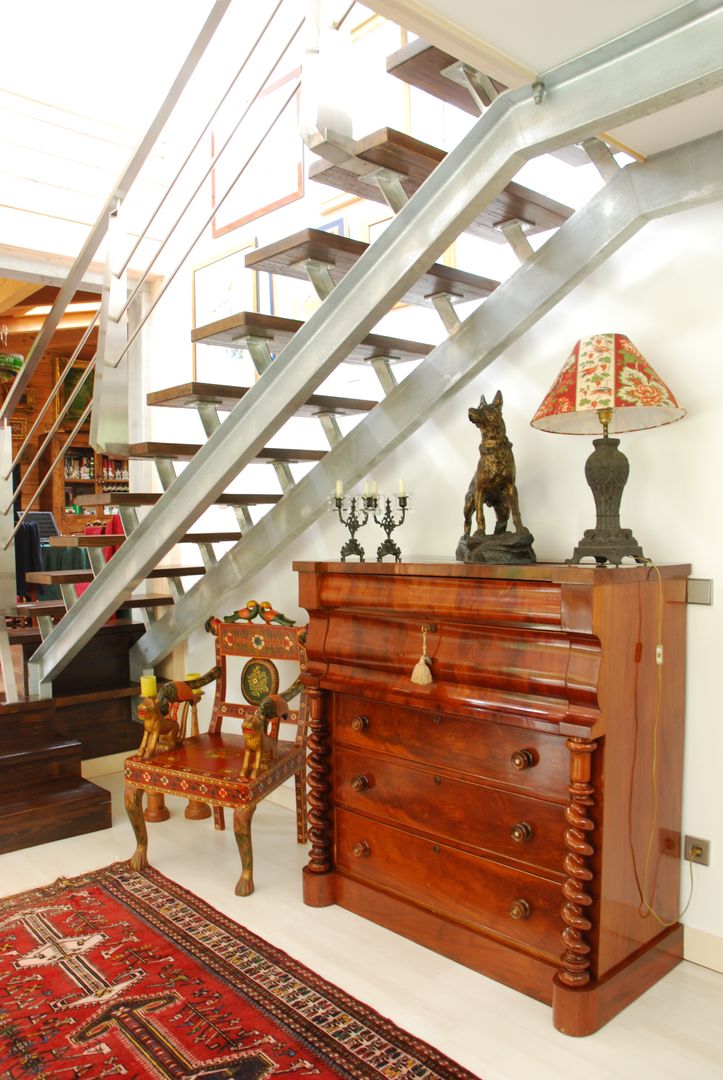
1;770;722;1080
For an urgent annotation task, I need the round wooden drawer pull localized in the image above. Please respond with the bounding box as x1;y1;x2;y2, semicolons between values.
350;774;369;791
510;749;535;771
350;714;369;732
510;821;533;843
352;841;370;858
509;899;531;920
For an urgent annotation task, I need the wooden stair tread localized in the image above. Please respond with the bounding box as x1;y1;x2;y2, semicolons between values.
148;381;379;415
192;310;432;365
386;39;507;117
54;683;146;708
246;228;499;303
48;534;125;548
180;531;244;543
75;492;280;508
128;441;326;464
26;566;206;586
0;777;110;815
308;127;573;240
17;595;174;618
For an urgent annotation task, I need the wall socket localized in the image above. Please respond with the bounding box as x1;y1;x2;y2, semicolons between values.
684;835;711;865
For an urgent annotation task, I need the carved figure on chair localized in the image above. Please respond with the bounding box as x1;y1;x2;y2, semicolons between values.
137;666;220;760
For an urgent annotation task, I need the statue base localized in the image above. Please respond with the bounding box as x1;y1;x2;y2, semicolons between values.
456;528;536;565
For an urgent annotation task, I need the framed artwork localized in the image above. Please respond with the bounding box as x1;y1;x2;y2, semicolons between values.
55;359;93;426
211;70;304;239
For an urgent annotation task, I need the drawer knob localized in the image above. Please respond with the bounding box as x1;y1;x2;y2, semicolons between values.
350;714;369;732
509;899;531;921
511;749;535;771
350;774;369;791
352;841;370;858
510;821;533;844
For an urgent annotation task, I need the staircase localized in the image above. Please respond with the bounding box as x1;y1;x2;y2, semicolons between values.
2;2;723;845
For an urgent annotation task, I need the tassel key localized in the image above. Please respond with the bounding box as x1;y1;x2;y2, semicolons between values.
411;624;436;685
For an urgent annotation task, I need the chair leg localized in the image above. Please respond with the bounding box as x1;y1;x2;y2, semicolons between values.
295;764;308;844
125;784;148;871
213;806;225;830
144;792;170;822
185;799;212;820
232;804;257;897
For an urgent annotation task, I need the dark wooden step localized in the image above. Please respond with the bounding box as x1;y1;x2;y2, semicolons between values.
0;727;81;796
17;594;174;619
246;228;499;303
308;127;573;240
148;381;379;415
385;40;591;167
180;531;244;544
0;778;111;854
54;683;145;709
26;566;205;587
128;441;326;464
75;492;280;508
48;534;125;548
386;38;507;116
191;310;432;365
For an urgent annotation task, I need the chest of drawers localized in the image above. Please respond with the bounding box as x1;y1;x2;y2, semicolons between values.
295;561;689;1035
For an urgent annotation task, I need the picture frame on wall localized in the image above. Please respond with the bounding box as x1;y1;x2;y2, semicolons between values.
54;359;93;427
211;70;304;239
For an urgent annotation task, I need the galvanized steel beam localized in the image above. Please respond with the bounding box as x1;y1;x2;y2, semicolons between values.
29;2;723;688
130;127;723;671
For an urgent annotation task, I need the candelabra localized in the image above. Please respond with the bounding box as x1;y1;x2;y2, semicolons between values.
333;495;369;561
371;493;408;562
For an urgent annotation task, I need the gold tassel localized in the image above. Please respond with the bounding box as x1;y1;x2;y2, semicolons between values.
411;624;434;685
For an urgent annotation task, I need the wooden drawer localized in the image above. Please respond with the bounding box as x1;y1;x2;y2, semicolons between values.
334;746;565;874
334;694;569;798
335;808;562;958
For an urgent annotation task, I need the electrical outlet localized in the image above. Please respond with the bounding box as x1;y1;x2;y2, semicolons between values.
684;835;711;866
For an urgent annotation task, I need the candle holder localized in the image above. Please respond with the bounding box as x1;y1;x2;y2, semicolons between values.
372;494;408;562
333;495;369;561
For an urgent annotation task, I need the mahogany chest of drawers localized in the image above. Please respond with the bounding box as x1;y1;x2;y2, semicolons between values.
294;561;689;1035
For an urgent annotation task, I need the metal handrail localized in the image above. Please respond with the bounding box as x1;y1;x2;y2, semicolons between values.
115;13;304;326
116;0;287;278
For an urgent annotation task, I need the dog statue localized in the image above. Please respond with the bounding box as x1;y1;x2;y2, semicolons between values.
240;679;302;779
137;666;221;760
457;391;535;564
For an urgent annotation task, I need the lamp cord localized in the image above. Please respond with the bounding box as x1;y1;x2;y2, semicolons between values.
631;559;694;927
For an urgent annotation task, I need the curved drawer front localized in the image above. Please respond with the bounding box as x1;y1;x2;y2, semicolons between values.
336;808;562;958
334;695;568;798
334;746;565;874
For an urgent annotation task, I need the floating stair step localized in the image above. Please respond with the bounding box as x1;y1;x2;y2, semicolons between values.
181;531;244;543
75;492;280;508
385;39;593;167
0;778;111;854
17;595;174;619
309;127;573;240
48;534;125;548
191;310;433;365
26;565;206;587
386;38;507;116
246;228;499;303
128;441;326;464
148;381;379;415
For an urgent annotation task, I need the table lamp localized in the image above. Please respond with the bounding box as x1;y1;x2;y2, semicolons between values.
530;333;685;564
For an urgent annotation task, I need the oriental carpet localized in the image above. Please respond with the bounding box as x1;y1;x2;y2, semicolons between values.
0;863;477;1079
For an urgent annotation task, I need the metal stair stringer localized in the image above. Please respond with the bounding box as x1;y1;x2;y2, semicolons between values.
130;126;723;674
27;1;723;693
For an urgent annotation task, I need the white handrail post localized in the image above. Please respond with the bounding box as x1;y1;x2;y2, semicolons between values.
92;205;130;453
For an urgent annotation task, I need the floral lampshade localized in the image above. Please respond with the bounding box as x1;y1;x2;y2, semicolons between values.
530;334;685;434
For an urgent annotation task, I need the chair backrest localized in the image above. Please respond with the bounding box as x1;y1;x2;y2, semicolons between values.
205;611;307;745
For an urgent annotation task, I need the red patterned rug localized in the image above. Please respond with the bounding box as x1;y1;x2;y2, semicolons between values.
0;863;477;1078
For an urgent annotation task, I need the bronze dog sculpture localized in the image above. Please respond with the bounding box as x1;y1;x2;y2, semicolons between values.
463;390;523;537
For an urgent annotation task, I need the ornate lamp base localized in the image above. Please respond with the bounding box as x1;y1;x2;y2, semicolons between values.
567;434;646;566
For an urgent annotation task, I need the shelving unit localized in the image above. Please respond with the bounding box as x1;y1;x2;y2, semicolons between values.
42;441;129;533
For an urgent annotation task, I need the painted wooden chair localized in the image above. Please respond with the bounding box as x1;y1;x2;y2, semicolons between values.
125;604;308;896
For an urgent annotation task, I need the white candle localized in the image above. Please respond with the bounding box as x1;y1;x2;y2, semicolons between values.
372;480;378;496
364;480;370;496
398;478;406;497
335;480;343;497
